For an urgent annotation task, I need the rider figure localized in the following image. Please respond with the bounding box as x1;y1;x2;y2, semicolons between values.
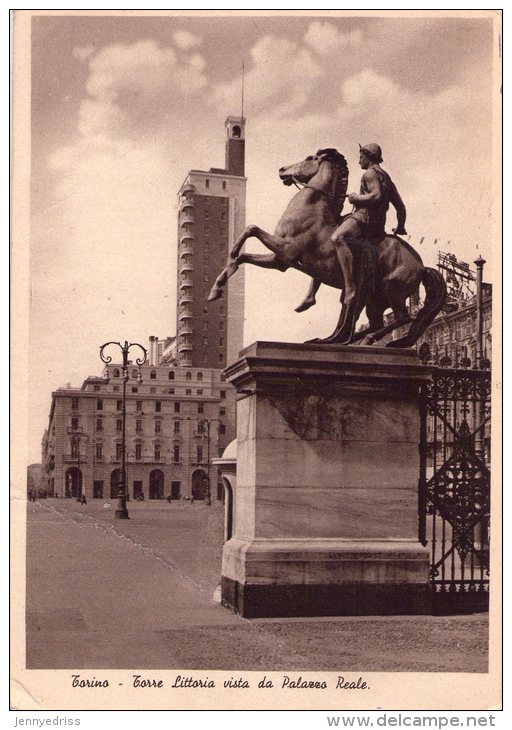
295;144;407;342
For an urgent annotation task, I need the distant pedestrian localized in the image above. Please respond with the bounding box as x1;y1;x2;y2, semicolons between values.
80;493;87;505
167;495;172;503
190;495;194;505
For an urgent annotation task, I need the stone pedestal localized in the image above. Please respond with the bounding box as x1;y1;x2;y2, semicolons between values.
221;342;432;618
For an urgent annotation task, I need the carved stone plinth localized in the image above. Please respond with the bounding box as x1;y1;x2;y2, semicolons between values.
221;342;432;618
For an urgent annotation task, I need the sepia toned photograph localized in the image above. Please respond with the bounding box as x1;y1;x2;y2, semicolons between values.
11;9;501;712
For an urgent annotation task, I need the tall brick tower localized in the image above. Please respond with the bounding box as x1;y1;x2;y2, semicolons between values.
176;116;246;368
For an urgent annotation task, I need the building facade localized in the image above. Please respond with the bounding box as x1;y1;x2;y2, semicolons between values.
175;116;246;368
41;361;235;502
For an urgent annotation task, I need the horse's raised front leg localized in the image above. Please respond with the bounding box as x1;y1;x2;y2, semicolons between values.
208;225;296;301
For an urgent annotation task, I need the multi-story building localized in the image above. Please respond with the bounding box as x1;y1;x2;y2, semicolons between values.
175;116;246;368
41;360;235;502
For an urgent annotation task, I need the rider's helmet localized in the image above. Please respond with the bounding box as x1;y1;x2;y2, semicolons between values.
359;143;383;163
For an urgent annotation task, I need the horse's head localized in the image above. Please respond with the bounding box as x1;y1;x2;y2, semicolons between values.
279;148;347;187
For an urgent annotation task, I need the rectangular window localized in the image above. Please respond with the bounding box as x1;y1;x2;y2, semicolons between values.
113;385;120;392
96;443;103;459
96;418;103;431
71;417;79;430
150;387;156;394
219;353;224;362
135;444;142;460
136;420;142;433
131;387;138;393
154;446;161;461
197;421;205;434
96;399;103;411
117;400;122;411
220;390;226;399
198;404;204;414
174;402;180;413
116;419;122;432
174;421;180;434
222;181;226;190
155;401;162;412
197;389;203;395
197;446;203;462
94;385;101;392
186;389;192;395
116;443;123;460
136;400;143;411
155;421;161;433
205;179;209;188
219;424;226;435
168;388;174;394
220;407;226;416
71;441;78;458
71;397;79;410
173;445;180;463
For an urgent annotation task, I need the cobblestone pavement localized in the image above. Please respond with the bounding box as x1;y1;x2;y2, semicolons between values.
26;499;489;672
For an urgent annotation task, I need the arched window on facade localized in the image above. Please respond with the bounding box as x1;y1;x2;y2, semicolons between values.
186;371;192;381
150;370;157;379
197;372;203;381
113;368;120;377
168;371;175;380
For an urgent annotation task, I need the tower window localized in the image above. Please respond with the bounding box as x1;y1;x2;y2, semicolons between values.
150;370;156;379
232;125;241;138
222;181;227;190
205;179;209;188
186;371;192;381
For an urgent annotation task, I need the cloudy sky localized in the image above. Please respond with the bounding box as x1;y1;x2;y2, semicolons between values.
23;10;500;463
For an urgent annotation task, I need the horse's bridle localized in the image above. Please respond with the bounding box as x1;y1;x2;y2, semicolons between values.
291;179;347;203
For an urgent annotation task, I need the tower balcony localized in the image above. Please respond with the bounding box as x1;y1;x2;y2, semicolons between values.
179;198;195;212
179;322;194;336
178;308;193;322
179;293;193;305
179;231;194;243
181;184;196;195
179;261;194;274
179;213;194;226
179;277;194;289
178;341;193;353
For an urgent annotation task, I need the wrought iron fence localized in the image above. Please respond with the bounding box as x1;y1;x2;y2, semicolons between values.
419;348;491;613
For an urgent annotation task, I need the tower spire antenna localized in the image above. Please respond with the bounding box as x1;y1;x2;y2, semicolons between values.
241;61;245;119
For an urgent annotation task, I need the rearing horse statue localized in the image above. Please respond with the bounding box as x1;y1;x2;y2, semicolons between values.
208;148;446;347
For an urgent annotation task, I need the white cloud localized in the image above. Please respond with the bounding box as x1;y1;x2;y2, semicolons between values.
172;29;202;50
73;44;95;61
304;21;363;56
214;34;322;118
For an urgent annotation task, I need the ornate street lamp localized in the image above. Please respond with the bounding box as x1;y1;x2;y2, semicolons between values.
99;340;148;519
70;432;89;501
198;418;212;506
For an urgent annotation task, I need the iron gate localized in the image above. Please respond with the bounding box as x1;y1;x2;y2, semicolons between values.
419;357;491;613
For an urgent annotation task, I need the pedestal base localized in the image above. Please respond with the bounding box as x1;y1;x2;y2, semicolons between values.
221;343;432;618
222;537;431;618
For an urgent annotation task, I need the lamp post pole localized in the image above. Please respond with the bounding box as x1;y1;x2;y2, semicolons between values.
198;418;212;506
71;432;88;501
100;340;148;519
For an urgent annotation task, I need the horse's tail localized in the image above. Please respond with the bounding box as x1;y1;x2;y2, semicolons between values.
388;267;447;348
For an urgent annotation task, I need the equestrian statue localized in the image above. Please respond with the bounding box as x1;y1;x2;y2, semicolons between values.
208;145;446;347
